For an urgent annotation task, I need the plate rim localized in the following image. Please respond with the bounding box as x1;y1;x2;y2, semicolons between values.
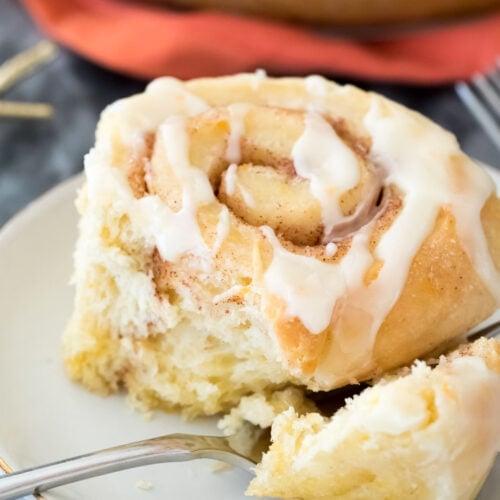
0;174;83;244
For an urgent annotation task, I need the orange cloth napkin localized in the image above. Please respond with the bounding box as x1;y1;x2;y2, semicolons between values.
23;0;500;84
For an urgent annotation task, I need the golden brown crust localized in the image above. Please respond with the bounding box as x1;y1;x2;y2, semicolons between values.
70;74;500;398
265;296;329;376
248;338;500;500
141;100;499;390
372;207;496;373
482;195;500;270
133;77;500;389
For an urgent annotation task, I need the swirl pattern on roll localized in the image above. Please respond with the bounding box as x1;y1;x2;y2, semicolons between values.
79;73;500;392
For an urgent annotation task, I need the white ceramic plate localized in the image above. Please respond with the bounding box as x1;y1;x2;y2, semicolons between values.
0;171;499;500
0;175;272;500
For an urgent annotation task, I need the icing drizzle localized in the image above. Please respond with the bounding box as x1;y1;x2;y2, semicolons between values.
292;111;361;235
86;75;499;378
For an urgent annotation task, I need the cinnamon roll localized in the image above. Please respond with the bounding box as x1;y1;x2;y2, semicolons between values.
64;74;500;418
248;337;500;499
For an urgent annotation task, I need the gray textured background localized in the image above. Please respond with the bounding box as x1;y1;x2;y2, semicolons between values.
0;0;144;227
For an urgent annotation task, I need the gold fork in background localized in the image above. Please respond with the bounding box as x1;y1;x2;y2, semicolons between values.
0;41;57;119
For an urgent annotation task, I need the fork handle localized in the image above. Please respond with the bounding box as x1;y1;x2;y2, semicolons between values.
0;434;229;500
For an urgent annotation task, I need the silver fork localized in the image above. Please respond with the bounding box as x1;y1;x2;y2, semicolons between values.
455;61;500;153
0;322;499;500
0;423;269;500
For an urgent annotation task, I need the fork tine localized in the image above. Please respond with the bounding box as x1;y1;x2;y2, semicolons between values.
466;320;500;342
473;73;500;115
0;41;57;94
455;80;500;152
490;65;500;92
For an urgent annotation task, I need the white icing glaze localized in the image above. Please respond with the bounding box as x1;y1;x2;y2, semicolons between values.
213;284;244;304
251;69;267;91
325;242;338;257
224;163;238;195
364;96;500;304
239;184;256;208
224;164;255;207
304;75;329;97
86;91;220;264
100;77;209;160
136;196;207;263
290;353;500;500
264;93;498;374
226;103;249;164
262;226;372;334
212;205;230;257
85;157;209;263
90;74;499;376
159;117;214;206
292;111;361;234
305;75;331;115
262;226;345;333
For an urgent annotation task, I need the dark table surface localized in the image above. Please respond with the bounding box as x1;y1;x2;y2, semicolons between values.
0;1;499;228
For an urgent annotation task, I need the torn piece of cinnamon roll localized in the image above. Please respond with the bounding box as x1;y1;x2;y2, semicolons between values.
63;74;500;417
248;337;500;500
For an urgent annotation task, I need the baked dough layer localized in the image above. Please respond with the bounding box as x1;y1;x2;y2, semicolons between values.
248;337;500;500
64;74;500;416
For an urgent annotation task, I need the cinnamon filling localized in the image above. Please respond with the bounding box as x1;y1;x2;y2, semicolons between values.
140;104;386;248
